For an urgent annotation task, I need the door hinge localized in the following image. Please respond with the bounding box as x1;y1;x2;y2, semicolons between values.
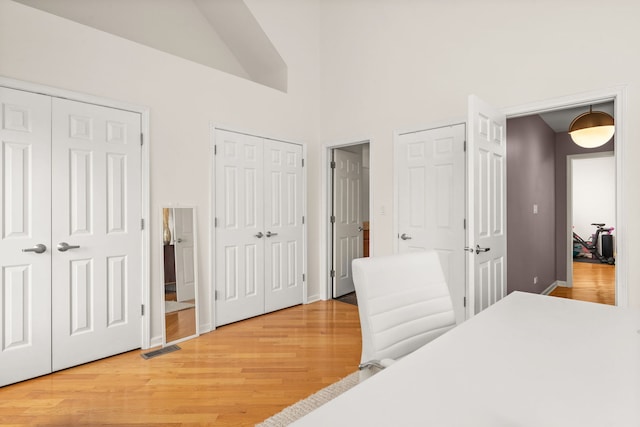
463;296;467;307
141;304;145;316
330;160;336;169
214;145;217;155
215;290;220;300
141;218;145;230
302;273;306;282
302;215;305;224
215;217;218;227
302;158;305;167
463;140;467;152
140;133;143;146
463;218;466;229
330;270;336;278
330;215;335;224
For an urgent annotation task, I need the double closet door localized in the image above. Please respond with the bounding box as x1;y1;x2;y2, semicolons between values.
214;129;304;326
0;87;142;387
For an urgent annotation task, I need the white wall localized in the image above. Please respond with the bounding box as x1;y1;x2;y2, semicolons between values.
318;0;640;308
0;0;321;344
572;155;616;245
4;0;640;346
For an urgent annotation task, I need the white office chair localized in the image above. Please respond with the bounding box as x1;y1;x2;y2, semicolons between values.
352;251;456;380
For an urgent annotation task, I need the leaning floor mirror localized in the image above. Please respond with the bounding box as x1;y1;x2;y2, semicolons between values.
161;206;199;346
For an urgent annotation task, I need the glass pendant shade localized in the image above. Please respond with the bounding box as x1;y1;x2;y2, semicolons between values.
568;108;615;148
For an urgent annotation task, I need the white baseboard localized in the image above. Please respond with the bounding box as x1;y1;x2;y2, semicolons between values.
305;295;322;304
541;281;561;295
541;280;570;295
149;335;163;349
199;322;213;334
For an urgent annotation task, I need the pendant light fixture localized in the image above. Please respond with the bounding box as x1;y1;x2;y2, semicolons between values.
568;106;615;148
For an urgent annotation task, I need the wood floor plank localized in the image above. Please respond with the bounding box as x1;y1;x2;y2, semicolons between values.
0;300;361;427
549;261;615;305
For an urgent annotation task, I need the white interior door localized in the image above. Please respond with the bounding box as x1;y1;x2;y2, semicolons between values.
215;130;265;326
467;95;507;316
263;140;304;312
396;125;466;323
332;149;363;298
51;98;142;371
0;87;52;387
174;208;196;302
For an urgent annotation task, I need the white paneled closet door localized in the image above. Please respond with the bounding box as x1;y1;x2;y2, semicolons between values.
214;130;304;327
263;140;303;313
51;98;142;371
0;88;142;386
215;131;266;326
0;87;52;386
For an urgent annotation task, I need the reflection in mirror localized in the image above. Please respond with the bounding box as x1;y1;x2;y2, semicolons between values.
161;207;198;346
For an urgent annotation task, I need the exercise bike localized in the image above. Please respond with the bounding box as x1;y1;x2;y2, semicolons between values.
572;223;615;265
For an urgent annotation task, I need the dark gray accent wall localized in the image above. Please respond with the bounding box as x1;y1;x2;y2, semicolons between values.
554;133;614;281
506;115;556;294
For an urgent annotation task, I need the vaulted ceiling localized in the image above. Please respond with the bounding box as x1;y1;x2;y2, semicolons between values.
13;0;288;91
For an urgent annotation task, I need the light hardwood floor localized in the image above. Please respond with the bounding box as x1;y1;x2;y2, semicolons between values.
549;261;615;305
0;300;361;427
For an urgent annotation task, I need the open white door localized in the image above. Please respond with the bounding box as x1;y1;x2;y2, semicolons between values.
0;87;52;386
396;124;466;323
332;149;363;298
174;207;196;302
467;95;507;317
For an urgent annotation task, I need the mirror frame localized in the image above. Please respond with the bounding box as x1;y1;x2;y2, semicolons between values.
160;205;200;346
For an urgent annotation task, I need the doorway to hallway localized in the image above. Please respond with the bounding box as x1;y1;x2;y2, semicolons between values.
327;142;370;300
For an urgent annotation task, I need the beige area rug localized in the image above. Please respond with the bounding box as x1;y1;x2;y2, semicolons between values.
164;300;195;314
256;371;359;426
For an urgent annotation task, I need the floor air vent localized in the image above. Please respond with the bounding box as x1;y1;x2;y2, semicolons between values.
141;344;181;359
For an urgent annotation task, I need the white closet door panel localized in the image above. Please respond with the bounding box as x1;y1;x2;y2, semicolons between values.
51;98;141;371
264;140;303;312
215;130;265;326
0;87;52;387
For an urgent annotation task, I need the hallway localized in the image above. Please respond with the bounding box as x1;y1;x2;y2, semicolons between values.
549;262;615;305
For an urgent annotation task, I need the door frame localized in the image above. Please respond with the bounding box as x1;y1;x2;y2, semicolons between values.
503;86;627;307
566;151;615;288
209;125;308;328
0;75;152;348
320;138;372;301
391;87;627;311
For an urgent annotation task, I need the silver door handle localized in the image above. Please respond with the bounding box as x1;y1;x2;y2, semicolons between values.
400;233;412;240
464;247;474;253
22;243;47;254
255;232;264;238
358;226;364;232
475;245;490;254
266;231;278;237
57;242;80;252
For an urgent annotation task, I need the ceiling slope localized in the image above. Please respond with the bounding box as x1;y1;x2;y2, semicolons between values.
13;0;287;91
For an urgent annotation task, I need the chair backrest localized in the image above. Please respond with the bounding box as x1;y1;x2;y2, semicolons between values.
352;251;456;365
